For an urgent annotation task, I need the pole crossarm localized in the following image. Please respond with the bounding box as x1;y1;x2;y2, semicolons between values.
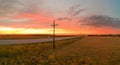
51;20;58;26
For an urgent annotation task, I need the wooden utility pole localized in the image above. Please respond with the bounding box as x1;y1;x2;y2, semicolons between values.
51;20;58;49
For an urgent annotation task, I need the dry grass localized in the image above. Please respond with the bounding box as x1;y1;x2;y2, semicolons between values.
0;37;80;65
0;37;120;65
53;37;120;65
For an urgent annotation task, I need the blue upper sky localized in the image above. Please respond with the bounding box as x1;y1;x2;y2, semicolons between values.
40;0;120;18
109;0;120;18
0;0;119;18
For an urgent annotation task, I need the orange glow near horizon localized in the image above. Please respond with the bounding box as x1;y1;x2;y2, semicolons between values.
0;26;120;35
0;27;81;35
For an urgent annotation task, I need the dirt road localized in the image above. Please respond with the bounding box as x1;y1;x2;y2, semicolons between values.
0;37;78;45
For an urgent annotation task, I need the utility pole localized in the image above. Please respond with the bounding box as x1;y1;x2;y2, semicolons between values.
51;20;58;49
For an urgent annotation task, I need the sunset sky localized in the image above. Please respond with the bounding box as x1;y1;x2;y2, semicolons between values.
0;0;120;35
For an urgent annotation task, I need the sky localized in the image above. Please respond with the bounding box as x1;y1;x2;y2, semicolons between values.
0;0;120;35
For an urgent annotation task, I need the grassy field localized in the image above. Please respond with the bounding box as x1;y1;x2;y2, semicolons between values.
0;37;80;65
0;36;120;65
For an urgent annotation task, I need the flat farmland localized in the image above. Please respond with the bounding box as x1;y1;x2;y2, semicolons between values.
54;36;120;65
0;36;120;65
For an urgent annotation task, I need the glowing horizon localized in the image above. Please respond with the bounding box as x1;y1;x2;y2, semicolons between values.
0;26;120;35
0;27;82;35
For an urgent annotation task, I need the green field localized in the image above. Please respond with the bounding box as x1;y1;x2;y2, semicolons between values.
0;37;120;65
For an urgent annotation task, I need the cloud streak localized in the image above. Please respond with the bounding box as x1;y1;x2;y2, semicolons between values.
0;0;43;16
57;17;72;21
68;5;86;16
57;5;85;21
81;15;120;28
